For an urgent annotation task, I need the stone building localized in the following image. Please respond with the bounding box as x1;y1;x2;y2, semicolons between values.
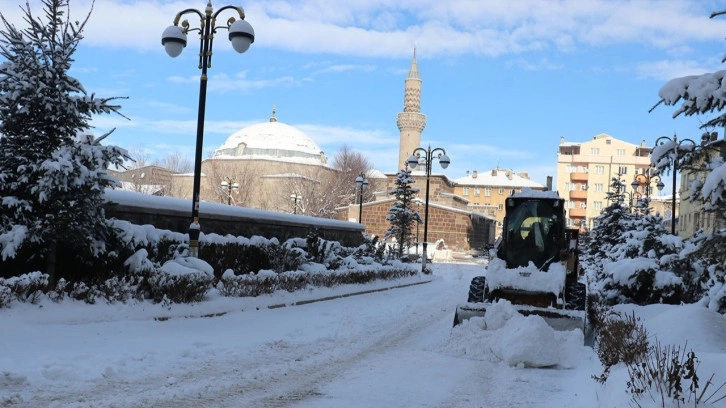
452;169;546;235
170;108;339;213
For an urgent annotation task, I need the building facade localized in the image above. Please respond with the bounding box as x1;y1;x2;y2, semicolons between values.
556;133;656;230
678;135;725;237
452;169;546;235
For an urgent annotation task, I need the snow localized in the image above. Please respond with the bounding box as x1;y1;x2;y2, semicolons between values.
511;188;562;200
3;263;725;407
486;257;566;296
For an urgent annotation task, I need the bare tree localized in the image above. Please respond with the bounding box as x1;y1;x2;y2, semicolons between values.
158;151;192;174
203;159;260;207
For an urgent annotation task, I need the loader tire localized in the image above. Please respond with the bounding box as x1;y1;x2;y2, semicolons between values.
467;276;487;303
565;281;586;311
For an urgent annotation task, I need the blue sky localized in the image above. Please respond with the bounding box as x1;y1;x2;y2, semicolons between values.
6;0;726;185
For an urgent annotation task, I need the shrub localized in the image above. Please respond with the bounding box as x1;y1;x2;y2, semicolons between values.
592;306;726;407
145;271;212;304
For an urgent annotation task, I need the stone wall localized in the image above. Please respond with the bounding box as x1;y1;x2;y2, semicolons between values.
336;198;496;251
104;189;365;247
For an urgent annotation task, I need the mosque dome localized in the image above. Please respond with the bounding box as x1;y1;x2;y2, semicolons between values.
213;109;327;166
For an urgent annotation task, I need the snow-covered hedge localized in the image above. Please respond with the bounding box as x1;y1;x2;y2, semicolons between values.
0;220;416;307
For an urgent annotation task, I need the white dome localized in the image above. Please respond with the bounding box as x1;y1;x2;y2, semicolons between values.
213;113;327;166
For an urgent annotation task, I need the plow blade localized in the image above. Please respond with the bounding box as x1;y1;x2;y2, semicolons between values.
453;302;585;333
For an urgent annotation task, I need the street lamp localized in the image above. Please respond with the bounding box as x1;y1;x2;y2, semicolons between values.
654;134;696;234
407;146;450;273
162;2;254;257
355;172;369;224
220;177;239;205
290;193;302;214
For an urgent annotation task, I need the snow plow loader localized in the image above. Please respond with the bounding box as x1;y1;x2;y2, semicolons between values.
453;190;587;333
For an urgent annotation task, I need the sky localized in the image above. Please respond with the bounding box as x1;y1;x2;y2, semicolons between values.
4;0;726;185
3;260;725;407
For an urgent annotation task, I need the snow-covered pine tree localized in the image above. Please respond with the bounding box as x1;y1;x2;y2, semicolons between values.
384;168;423;258
0;0;129;282
583;199;690;306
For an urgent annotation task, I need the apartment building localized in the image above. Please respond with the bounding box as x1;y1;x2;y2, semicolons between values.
678;135;725;237
556;133;655;230
453;169;546;235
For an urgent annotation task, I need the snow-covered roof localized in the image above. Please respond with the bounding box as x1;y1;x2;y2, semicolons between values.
213;112;327;167
366;169;387;179
453;170;544;189
511;188;561;200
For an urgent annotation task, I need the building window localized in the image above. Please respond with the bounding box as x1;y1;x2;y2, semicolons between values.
565;201;575;209
498;204;503;210
616;149;626;156
594;201;603;210
618;166;628;175
595;165;604;175
498;188;504;195
580;202;587;209
474;187;480;196
594;183;603;192
485;187;492;196
581;184;588;191
566;165;577;173
591;148;600;155
463;187;469;196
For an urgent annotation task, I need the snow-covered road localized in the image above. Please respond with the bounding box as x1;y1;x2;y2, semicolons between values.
3;263;601;407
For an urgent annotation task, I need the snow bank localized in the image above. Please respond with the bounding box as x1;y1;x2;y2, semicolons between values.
446;300;587;368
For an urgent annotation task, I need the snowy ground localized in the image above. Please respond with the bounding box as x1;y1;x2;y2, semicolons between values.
2;262;726;407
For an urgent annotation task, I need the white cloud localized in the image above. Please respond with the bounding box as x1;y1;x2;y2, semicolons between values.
9;0;726;59
636;59;721;81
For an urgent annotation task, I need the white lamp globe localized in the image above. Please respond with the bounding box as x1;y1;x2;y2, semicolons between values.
228;19;255;53
161;25;187;58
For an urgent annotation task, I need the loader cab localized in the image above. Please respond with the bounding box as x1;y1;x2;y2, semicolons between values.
499;192;566;270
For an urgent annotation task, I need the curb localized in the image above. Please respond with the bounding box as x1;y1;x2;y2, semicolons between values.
154;279;433;321
268;279;432;309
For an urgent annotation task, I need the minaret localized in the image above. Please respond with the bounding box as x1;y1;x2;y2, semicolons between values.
397;49;426;170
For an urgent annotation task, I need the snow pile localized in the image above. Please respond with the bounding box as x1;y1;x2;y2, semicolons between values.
486;258;566;297
447;300;587;368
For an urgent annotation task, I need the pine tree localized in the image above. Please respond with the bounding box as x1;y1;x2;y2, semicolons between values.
0;0;129;281
384;169;422;258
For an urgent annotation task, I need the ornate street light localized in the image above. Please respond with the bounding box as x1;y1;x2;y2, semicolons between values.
220;177;239;205
355;172;369;224
290;193;302;214
162;2;254;257
654;134;696;234
407;145;450;273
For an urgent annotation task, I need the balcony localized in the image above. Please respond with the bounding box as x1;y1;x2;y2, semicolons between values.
569;208;587;218
569;190;588;200
570;172;589;182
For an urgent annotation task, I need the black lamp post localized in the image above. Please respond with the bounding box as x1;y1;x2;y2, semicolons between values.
407;146;450;273
220;177;239;205
290;193;302;214
654;134;695;234
162;2;254;257
355;172;369;224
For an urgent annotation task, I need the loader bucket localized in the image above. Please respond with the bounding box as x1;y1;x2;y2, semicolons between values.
453;302;585;333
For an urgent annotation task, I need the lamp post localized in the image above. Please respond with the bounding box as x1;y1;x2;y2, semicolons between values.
407;146;450;273
290;193;302;214
162;2;254;257
654;134;696;234
220;177;239;205
355;172;369;224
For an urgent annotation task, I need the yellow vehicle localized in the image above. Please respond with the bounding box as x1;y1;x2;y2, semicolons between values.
453;190;586;332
